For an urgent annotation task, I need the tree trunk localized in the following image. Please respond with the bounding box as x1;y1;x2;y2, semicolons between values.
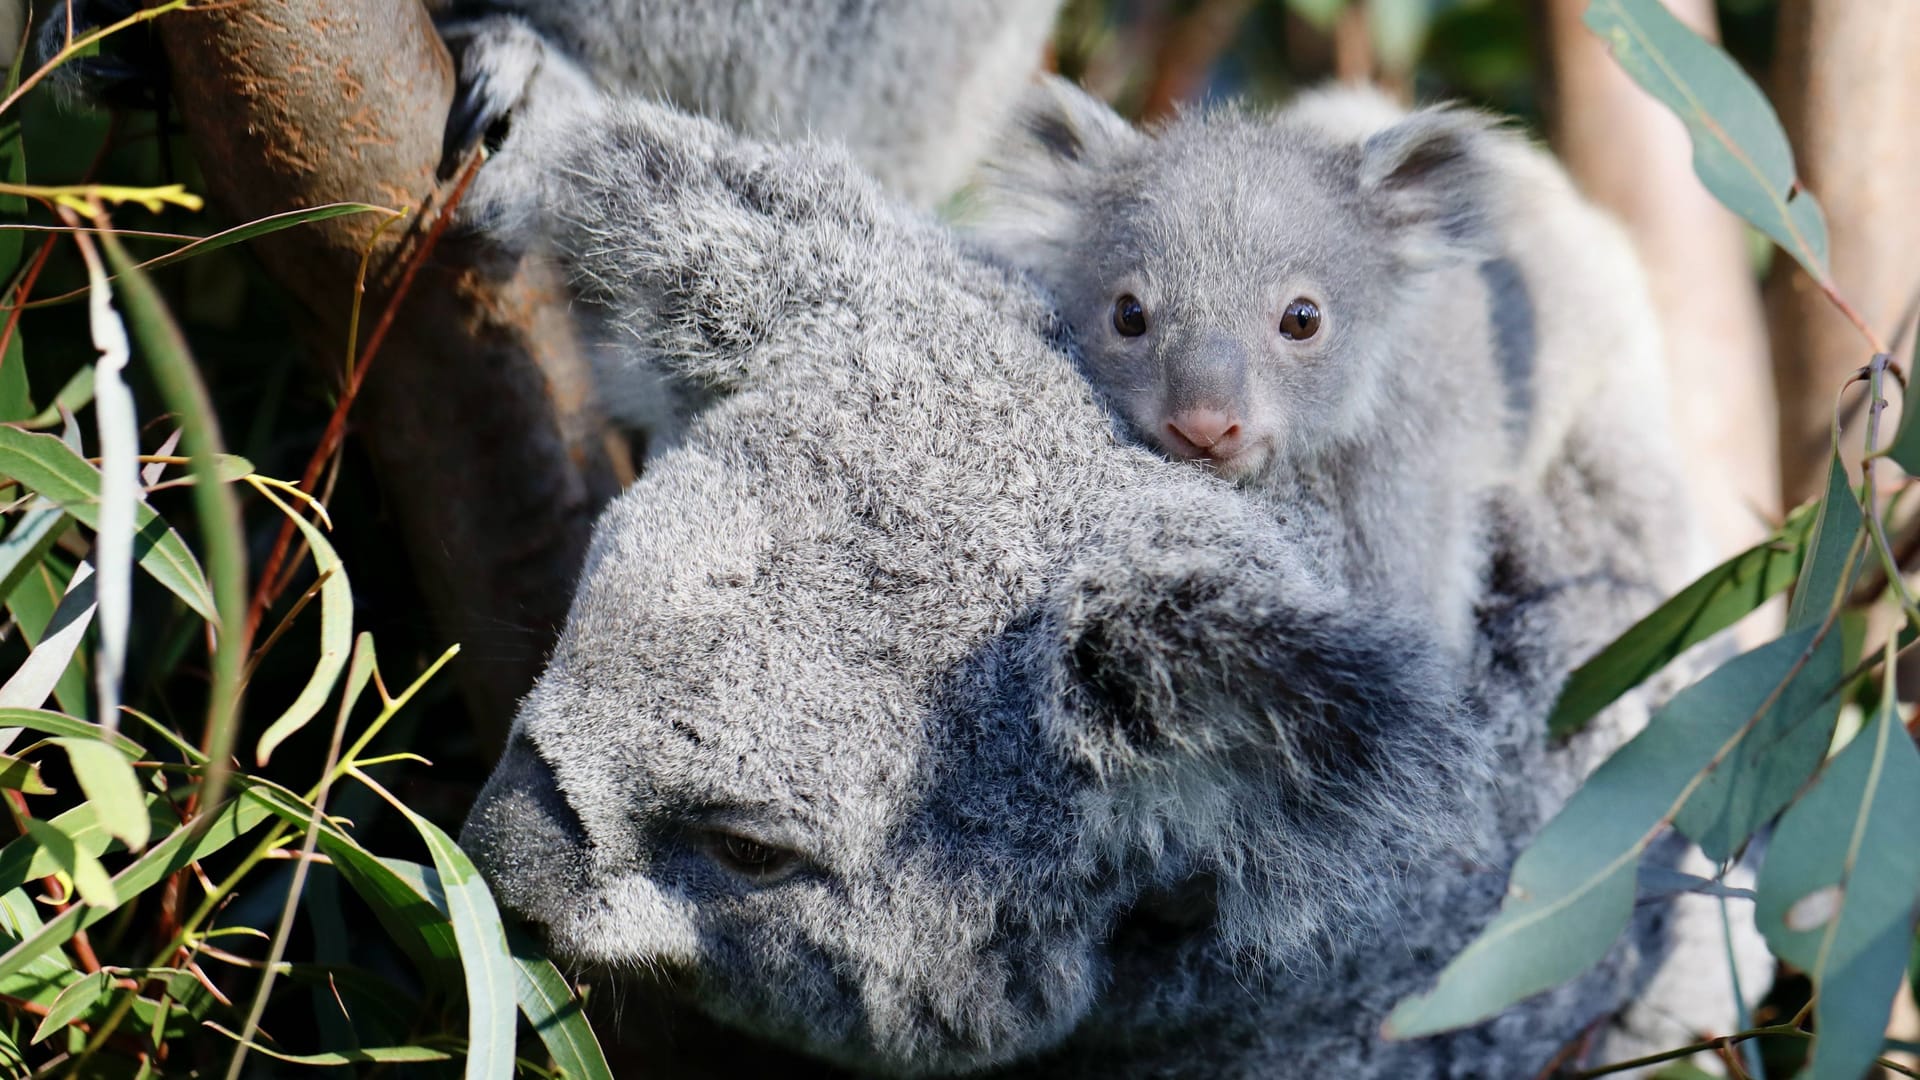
1535;0;1779;567
156;0;628;754
1765;0;1920;507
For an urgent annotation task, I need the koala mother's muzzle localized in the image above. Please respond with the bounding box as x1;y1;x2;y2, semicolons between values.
460;731;592;927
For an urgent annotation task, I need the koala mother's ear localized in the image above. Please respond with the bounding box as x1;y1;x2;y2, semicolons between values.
1357;105;1513;269
1043;507;1461;793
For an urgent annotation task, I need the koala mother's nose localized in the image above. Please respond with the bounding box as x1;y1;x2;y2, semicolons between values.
1164;408;1244;460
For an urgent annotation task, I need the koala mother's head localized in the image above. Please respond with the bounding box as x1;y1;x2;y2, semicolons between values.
461;93;1485;1077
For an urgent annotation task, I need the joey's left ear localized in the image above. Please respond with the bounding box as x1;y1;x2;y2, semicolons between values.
1357;106;1513;268
964;76;1141;272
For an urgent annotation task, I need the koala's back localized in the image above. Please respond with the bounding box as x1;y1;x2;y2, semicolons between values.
469;0;1060;204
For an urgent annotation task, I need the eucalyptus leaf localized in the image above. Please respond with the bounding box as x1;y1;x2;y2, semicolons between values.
0;755;53;796
50;736;150;851
1755;658;1920;1080
1387;628;1820;1036
1549;498;1816;737
19;820;114;909
29;969;111;1045
1583;0;1830;283
0;426;215;620
252;483;353;766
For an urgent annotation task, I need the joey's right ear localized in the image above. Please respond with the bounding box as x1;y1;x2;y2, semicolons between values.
966;76;1139;268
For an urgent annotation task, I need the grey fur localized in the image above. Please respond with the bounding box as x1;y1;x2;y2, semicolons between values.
964;78;1695;659
457;55;1738;1078
442;0;1061;207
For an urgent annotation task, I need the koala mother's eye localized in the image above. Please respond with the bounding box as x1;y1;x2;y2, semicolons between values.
704;830;803;883
1112;294;1148;337
1278;298;1321;341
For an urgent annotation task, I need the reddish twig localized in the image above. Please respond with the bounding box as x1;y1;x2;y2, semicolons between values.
240;146;487;644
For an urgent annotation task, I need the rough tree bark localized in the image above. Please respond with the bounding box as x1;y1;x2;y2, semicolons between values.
156;0;628;754
1535;0;1779;567
1765;0;1920;507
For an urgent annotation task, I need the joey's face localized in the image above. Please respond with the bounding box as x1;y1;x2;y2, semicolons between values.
1055;116;1414;479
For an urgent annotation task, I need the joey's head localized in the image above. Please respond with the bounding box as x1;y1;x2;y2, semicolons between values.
971;78;1510;479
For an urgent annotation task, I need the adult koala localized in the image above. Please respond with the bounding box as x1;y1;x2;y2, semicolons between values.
438;0;1062;207
458;33;1734;1080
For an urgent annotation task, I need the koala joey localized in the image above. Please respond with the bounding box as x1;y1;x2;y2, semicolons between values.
967;77;1686;657
457;45;1730;1079
438;0;1062;208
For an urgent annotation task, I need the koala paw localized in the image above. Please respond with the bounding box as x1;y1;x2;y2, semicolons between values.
437;15;602;243
33;0;169;111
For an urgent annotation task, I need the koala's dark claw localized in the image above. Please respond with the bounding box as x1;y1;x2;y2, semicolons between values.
441;71;503;180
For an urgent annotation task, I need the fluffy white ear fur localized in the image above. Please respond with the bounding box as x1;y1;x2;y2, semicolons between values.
1357;105;1513;269
965;75;1141;272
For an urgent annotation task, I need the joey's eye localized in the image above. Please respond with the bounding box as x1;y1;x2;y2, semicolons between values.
1112;294;1148;337
707;831;800;881
1279;298;1321;341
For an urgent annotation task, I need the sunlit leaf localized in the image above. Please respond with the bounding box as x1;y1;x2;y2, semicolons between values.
1755;656;1920;1080
0;796;174;896
509;925;615;1080
1549;498;1816;737
2;557;88;716
0;562;93;726
203;1023;454;1065
0;791;276;981
20;819;114;908
0;426;215;619
0;709;145;759
30;969;111;1045
0;501;68;606
0;754;52;796
1386;628;1820;1036
252;483;353;766
73;226;139;739
50;736;149;851
1584;0;1830;283
368;786;517;1080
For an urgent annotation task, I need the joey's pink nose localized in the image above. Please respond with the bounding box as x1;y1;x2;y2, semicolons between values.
1164;409;1244;460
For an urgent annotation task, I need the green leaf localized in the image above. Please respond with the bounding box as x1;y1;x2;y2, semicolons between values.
1386;628;1821;1036
0;426;215;620
0;562;93;723
202;1023;455;1066
1671;630;1842;863
50;736;150;851
14;204;395;311
1885;325;1920;475
253;483;353;765
236;781;462;981
30;969;111;1045
1786;455;1862;631
509;925;615;1080
1366;0;1431;74
20;820;114;909
0;796;174;898
0;755;53;796
0;709;141;758
0;791;276;982
0;503;68;608
381;798;518;1079
1755;655;1920;1080
1583;0;1830;283
3;559;88;716
20;367;95;431
1549;498;1816;737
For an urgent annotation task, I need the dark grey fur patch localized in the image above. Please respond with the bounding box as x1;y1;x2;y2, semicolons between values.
1478;256;1536;450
